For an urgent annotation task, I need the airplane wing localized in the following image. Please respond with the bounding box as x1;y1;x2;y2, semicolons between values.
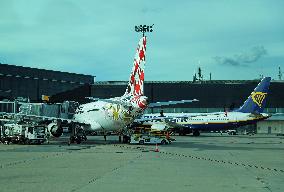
135;116;184;128
86;97;198;108
135;116;173;122
0;112;87;125
98;99;133;107
148;99;199;108
163;120;186;129
155;118;199;130
85;97;100;101
85;97;133;107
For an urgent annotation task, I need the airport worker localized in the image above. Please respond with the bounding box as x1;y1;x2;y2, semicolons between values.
166;132;170;140
103;131;107;142
119;134;122;143
46;128;51;144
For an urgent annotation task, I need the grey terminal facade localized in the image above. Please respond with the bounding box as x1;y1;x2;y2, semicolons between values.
0;64;95;102
50;80;284;134
51;80;284;114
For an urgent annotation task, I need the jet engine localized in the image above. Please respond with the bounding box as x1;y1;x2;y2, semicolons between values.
47;122;63;137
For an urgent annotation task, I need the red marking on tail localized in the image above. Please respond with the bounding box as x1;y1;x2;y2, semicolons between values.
124;36;147;96
139;49;145;60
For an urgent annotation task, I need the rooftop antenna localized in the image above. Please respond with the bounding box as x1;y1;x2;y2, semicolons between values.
193;70;197;82
135;24;154;36
278;66;282;80
197;60;204;81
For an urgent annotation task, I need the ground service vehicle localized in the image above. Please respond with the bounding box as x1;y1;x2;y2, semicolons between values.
130;134;171;145
0;123;46;144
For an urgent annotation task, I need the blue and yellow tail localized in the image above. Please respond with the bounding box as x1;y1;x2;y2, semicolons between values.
236;77;271;114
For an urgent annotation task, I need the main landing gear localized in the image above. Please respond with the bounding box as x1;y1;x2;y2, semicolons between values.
192;130;200;137
69;124;87;145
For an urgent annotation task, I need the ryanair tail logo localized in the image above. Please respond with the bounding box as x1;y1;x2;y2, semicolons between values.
251;92;267;107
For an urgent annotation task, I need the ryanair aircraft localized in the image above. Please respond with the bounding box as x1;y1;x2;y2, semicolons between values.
139;77;271;136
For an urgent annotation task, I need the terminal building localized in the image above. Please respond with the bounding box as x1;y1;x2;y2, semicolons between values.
0;64;95;102
1;63;284;134
51;80;284;114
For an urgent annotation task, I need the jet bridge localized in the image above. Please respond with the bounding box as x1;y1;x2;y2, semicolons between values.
0;101;18;113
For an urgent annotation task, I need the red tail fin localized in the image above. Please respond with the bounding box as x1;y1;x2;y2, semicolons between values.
124;36;147;96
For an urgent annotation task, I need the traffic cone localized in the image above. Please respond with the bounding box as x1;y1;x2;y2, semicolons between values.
154;143;159;152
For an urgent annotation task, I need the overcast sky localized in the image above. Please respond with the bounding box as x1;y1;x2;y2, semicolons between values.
0;0;283;81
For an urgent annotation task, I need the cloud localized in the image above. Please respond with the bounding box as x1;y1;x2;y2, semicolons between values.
214;56;241;66
214;45;267;66
0;0;283;81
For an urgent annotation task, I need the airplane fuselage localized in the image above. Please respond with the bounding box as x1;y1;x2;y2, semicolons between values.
74;97;146;132
142;112;270;131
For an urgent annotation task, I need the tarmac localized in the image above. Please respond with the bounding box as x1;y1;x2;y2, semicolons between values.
0;134;283;192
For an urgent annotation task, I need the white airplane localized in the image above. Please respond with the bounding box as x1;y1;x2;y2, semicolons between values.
1;35;197;143
73;36;149;133
137;77;272;136
31;35;196;141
